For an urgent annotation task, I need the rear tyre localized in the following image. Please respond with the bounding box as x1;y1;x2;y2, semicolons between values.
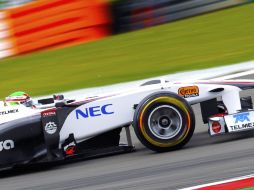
133;92;195;152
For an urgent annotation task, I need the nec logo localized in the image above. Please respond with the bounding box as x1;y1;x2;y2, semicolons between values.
233;113;250;123
0;140;14;152
76;104;114;119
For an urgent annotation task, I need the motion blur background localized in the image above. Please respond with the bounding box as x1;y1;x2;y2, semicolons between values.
0;0;253;98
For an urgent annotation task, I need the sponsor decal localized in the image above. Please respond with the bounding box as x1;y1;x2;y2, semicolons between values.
226;112;254;132
212;121;221;134
44;122;57;134
234;112;250;123
76;104;114;119
64;142;76;155
0;109;18;116
0;140;14;152
178;86;199;98
229;122;254;131
42;110;56;117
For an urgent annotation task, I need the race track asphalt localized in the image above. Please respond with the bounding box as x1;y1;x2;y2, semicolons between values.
1;74;254;190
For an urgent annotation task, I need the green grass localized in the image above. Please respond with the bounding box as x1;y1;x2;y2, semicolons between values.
1;4;254;98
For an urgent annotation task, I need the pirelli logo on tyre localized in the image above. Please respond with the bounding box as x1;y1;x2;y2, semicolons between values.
178;86;199;98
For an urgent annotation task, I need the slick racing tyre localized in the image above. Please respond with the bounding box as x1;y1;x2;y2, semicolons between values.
133;92;195;152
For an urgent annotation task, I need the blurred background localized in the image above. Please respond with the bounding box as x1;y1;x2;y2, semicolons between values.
0;0;253;98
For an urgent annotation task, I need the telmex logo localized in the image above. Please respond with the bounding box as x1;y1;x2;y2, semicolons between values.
233;113;250;123
0;140;14;152
76;104;114;119
178;86;199;98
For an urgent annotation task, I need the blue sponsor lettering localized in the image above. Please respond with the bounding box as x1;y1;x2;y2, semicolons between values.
89;106;101;117
75;109;89;118
233;113;250;123
76;104;114;119
101;104;114;115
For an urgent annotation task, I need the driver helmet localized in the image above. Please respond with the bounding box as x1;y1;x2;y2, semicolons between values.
5;91;33;107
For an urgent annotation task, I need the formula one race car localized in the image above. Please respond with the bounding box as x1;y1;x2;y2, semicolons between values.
1;79;254;170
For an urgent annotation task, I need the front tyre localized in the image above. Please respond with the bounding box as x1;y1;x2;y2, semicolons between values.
133;92;195;152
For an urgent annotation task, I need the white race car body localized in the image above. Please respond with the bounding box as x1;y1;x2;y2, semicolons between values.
60;80;244;142
0;79;254;170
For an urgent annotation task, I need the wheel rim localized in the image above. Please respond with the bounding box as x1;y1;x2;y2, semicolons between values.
148;105;182;140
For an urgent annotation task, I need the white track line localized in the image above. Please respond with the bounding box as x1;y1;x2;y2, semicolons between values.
179;174;254;190
212;69;254;80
